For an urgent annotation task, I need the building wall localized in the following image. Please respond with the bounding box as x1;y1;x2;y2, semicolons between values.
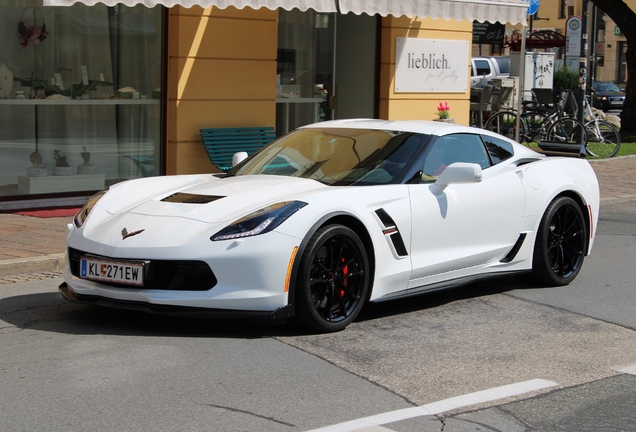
601;15;627;83
379;16;472;125
166;6;278;175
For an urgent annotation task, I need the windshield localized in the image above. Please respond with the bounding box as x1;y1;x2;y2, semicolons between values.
231;128;430;185
594;81;622;93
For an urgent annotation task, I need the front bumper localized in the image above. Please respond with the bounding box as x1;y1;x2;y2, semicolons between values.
59;282;294;320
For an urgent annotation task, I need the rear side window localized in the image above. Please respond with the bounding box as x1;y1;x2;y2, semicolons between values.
481;135;514;164
494;57;509;74
474;60;491;76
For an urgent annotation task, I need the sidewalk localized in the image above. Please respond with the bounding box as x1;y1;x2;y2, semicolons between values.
0;155;635;278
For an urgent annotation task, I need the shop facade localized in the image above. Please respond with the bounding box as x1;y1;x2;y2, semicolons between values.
1;0;526;210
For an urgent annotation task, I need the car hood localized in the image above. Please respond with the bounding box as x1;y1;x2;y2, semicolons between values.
95;174;327;224
594;90;625;97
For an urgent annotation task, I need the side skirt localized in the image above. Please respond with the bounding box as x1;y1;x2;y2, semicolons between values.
371;270;530;303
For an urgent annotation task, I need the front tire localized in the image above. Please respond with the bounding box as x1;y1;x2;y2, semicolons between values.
295;225;370;332
531;197;587;286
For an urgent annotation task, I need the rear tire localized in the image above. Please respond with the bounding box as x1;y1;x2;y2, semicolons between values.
295;225;370;332
531;197;587;286
585;119;620;158
546;118;588;145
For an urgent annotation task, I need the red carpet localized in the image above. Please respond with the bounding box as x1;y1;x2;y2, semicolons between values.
14;207;81;218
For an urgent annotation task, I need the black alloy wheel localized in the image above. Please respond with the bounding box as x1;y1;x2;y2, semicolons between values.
295;224;370;332
532;197;587;286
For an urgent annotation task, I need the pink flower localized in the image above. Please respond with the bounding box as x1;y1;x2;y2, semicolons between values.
436;101;451;119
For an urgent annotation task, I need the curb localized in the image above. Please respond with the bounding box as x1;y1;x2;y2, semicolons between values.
0;254;66;278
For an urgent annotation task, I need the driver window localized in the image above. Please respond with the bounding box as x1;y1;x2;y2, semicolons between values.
421;134;490;183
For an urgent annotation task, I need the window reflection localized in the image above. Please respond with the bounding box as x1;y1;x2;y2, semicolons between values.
0;2;163;199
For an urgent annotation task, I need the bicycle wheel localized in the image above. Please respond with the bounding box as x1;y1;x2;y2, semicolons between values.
484;111;522;141
546;118;588;145
584;119;620;158
521;110;547;143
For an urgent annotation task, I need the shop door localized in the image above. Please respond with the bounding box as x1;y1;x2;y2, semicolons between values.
334;13;379;120
276;11;378;135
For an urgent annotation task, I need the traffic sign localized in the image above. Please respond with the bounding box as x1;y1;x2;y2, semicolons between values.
526;0;540;15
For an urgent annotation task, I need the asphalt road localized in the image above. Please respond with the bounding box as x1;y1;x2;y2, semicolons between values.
0;200;634;431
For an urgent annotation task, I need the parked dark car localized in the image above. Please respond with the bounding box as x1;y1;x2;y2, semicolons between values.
592;81;625;111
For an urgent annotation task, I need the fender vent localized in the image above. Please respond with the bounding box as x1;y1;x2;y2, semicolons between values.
375;208;408;257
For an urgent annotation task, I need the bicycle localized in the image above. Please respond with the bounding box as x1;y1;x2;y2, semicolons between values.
582;95;621;158
485;90;588;146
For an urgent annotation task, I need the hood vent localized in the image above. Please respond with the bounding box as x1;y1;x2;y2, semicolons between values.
161;193;225;204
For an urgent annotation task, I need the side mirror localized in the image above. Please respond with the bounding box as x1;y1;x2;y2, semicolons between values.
232;151;248;166
431;162;482;193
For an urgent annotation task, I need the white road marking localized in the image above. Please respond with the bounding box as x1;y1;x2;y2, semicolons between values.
612;363;636;375
307;379;558;432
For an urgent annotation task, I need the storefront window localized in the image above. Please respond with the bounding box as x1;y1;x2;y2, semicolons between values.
276;9;334;136
0;1;163;201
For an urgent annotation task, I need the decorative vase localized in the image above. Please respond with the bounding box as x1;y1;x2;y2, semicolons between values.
433;118;456;123
0;63;13;98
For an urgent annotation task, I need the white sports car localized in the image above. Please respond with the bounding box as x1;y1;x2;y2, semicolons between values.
60;119;600;332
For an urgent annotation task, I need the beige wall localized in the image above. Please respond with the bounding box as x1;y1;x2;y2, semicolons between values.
166;6;278;175
379;16;472;125
601;15;627;83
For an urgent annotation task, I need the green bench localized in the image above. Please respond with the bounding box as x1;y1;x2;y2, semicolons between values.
200;126;276;172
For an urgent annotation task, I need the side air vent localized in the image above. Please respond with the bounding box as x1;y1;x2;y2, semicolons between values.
161;193;225;204
375;208;408;257
500;233;527;263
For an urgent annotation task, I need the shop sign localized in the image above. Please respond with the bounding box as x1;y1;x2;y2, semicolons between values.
472;21;505;45
395;38;468;93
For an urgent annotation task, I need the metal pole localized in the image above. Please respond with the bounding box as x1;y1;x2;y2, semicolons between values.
577;0;590;156
587;5;597;89
514;26;527;143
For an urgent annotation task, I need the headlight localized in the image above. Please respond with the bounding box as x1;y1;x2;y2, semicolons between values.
211;201;307;241
73;189;108;228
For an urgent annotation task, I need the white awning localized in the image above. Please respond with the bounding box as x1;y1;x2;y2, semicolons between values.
42;0;337;11
42;0;528;25
339;0;528;25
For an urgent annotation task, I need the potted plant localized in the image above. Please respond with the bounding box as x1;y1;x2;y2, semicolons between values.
433;101;455;123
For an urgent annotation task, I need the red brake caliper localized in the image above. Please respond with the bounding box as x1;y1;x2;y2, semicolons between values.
341;257;348;298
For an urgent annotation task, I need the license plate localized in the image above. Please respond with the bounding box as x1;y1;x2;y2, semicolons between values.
80;257;144;286
611;100;622;105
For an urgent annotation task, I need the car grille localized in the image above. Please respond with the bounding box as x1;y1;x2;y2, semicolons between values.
68;247;217;291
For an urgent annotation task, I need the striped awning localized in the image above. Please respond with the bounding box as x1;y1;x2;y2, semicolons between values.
339;0;528;24
42;0;528;25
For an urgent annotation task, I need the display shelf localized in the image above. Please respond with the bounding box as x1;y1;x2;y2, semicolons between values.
18;173;105;195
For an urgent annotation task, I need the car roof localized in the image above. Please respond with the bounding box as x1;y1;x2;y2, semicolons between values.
298;119;542;159
299;118;473;135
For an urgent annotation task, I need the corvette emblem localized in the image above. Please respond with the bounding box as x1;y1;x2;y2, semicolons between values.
121;228;145;240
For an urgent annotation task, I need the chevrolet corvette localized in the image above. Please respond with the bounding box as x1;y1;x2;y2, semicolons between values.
60;119;600;332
